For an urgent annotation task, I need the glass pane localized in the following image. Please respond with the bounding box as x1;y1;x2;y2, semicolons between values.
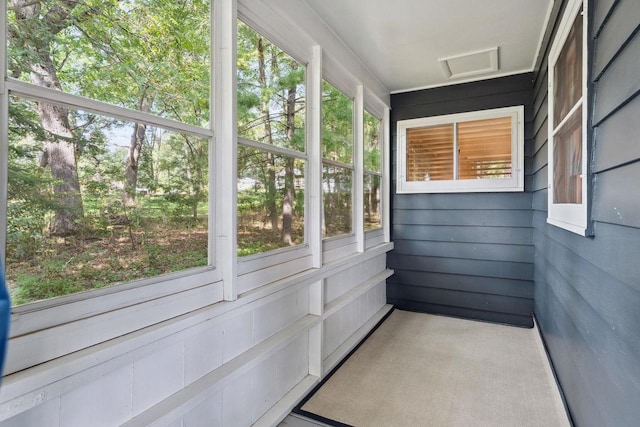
6;97;209;306
322;165;352;238
364;111;382;173
458;117;512;180
8;0;211;127
553;107;582;204
364;174;382;230
237;146;305;256
553;8;583;126
237;21;306;152
322;81;353;163
406;124;454;181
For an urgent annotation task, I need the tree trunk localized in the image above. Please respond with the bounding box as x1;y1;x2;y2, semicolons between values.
257;38;278;233
372;178;380;224
13;0;84;236
123;96;151;206
266;154;278;232
281;85;297;244
38;104;83;236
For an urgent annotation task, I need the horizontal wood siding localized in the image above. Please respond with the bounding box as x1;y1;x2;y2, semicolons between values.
532;1;640;426
389;74;535;327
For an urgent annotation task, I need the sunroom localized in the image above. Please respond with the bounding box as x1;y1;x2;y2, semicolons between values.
0;0;638;426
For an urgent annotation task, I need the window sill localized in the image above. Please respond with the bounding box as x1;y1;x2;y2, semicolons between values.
546;217;589;236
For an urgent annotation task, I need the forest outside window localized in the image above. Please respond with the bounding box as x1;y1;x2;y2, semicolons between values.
364;111;382;230
547;0;588;235
322;81;354;238
396;106;524;193
237;20;307;256
3;0;212;306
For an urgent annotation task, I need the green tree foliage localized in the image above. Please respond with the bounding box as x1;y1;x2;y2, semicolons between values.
6;1;210;305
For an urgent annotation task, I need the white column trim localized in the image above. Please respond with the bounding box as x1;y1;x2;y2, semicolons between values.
354;85;365;252
383;107;391;243
215;0;238;300
308;45;323;268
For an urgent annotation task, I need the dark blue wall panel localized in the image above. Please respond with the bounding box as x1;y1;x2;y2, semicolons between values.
389;74;535;327
532;0;640;425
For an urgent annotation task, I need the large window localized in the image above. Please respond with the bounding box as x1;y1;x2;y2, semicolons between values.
0;0;391;376
396;106;524;193
322;81;353;238
0;0;389;316
547;0;588;235
4;0;212;306
236;21;307;256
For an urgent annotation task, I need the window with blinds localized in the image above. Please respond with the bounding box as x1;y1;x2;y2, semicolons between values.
398;106;523;193
458;117;512;180
406;124;454;181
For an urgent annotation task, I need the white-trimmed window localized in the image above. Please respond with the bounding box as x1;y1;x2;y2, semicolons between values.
236;20;307;257
321;80;354;238
4;0;214;307
547;0;588;235
397;106;524;193
364;111;382;230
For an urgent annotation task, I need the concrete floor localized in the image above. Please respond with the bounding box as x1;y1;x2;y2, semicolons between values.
285;310;570;427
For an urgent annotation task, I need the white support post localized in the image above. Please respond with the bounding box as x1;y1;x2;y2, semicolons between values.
308;280;323;377
383;107;391;243
354;85;365;252
215;0;238;301
308;45;323;268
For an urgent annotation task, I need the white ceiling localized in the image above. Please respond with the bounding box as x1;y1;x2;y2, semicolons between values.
303;0;553;93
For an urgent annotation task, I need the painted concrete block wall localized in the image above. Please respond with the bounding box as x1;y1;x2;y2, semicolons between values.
0;248;392;426
323;283;387;360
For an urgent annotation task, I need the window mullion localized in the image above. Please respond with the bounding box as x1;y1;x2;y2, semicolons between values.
322;159;354;170
308;45;323;268
551;97;583;136
0;89;7;264
239;136;307;160
0;0;6;263
453;122;459;180
354;85;364;252
383;107;390;242
215;0;238;301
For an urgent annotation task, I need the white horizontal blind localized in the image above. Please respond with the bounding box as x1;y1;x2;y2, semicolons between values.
406;124;454;181
458;116;512;180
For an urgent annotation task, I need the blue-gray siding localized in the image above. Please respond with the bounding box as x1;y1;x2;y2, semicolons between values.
532;0;640;426
388;74;535;327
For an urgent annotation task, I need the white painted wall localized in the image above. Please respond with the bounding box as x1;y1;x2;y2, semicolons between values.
0;246;392;426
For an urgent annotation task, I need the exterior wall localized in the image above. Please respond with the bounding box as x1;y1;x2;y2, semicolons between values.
388;74;535;327
532;0;640;426
0;249;392;426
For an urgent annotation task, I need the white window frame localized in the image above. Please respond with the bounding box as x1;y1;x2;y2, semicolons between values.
396;106;524;194
321;79;356;241
0;0;221;372
547;0;589;235
363;109;384;234
234;17;315;292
